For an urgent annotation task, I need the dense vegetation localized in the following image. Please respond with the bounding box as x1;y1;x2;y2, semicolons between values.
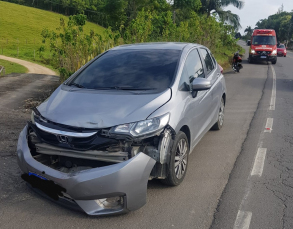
2;0;244;29
243;5;293;43
1;0;245;80
0;1;104;63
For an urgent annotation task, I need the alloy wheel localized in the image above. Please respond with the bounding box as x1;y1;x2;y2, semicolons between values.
219;99;225;126
174;139;188;179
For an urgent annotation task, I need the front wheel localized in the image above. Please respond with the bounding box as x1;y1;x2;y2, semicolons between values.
161;131;189;186
211;97;225;130
272;60;277;64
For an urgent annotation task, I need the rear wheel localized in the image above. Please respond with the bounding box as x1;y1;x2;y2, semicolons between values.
161;131;189;186
211;97;225;130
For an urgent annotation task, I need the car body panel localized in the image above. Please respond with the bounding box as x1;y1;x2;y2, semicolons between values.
17;125;156;215
148;45;226;151
37;86;171;129
17;42;227;215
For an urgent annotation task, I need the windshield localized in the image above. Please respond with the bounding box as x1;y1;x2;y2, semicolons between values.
70;49;181;91
278;44;285;48
252;36;276;45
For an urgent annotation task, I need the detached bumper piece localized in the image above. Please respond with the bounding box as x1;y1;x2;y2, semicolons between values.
17;125;156;216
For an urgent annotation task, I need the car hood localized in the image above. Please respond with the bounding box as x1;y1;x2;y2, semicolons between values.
37;86;171;129
277;48;285;51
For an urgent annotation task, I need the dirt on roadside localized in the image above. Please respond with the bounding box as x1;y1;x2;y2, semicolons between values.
0;73;59;202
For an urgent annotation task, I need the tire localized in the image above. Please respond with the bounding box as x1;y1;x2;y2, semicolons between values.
272;60;277;64
211;97;225;130
161;131;189;186
284;55;286;57
248;56;253;64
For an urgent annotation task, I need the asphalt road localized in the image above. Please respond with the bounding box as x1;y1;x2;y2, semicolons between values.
211;46;293;229
0;43;287;229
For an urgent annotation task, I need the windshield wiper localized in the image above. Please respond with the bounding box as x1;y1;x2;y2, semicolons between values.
70;83;84;88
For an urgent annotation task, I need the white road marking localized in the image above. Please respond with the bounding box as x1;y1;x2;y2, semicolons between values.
233;211;252;229
264;118;273;133
269;64;276;110
251;148;267;176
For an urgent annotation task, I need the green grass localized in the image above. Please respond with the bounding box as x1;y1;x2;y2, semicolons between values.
0;59;28;74
0;1;105;67
214;45;246;71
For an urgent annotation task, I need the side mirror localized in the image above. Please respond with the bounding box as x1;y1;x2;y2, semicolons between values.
191;78;212;98
192;78;211;91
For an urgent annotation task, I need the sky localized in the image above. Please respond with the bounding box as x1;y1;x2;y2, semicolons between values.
224;0;293;34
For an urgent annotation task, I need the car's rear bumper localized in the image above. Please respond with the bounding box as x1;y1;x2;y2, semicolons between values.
17;125;156;216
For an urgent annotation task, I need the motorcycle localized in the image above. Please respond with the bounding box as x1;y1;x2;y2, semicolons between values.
232;51;243;73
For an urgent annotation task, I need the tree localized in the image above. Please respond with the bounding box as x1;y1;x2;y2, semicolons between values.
200;0;244;30
235;32;241;39
244;26;253;35
255;11;293;42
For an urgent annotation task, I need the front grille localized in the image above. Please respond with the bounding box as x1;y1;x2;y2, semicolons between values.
29;122;119;151
257;51;272;55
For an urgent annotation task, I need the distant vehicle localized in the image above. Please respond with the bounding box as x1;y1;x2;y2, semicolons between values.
248;29;277;64
232;51;243;73
247;40;251;46
277;44;287;57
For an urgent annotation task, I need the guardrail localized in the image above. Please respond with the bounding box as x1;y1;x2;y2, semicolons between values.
0;65;5;76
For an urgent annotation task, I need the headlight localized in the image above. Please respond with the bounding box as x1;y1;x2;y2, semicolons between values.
251;49;256;54
113;113;170;136
284;50;287;53
272;50;277;55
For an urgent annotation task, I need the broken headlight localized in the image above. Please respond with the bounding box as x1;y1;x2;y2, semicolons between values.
31;109;47;125
113;113;170;137
31;110;36;125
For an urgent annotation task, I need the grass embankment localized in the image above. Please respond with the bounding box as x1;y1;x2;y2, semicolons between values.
0;1;105;68
0;59;28;74
215;46;245;70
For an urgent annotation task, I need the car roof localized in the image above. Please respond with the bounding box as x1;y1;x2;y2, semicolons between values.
110;42;200;51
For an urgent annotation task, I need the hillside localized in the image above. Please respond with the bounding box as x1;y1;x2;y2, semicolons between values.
0;1;105;63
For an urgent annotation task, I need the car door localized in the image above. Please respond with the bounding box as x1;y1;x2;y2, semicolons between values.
177;48;213;149
197;48;219;137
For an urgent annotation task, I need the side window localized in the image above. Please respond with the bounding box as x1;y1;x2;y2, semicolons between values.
179;49;204;90
199;49;215;75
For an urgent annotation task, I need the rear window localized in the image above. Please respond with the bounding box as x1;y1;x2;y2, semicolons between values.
252;36;276;45
70;49;181;91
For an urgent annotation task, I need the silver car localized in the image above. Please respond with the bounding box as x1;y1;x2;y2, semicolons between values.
17;42;226;216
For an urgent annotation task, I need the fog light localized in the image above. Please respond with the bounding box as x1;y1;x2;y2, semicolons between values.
95;196;124;209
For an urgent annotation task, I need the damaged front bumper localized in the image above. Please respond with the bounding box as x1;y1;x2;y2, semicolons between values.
17;125;156;216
